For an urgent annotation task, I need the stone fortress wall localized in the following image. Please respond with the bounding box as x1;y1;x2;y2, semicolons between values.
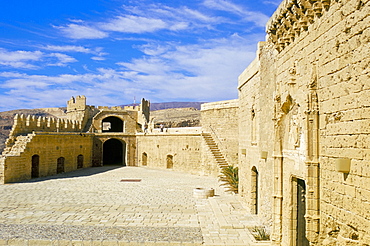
0;133;94;183
238;0;370;245
0;110;90;183
136;133;203;174
0;96;239;184
136;100;240;177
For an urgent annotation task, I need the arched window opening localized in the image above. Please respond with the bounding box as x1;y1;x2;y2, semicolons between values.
103;138;126;166
31;155;40;178
142;152;148;166
77;155;84;169
166;155;174;169
251;166;258;214
57;157;65;174
102;116;124;132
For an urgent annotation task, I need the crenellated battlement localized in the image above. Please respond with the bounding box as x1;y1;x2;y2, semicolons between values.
8;114;82;139
266;0;334;52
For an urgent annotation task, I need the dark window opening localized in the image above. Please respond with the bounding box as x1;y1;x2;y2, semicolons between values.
31;155;40;178
142;152;148;166
77;155;84;169
102;116;124;132
57;157;65;174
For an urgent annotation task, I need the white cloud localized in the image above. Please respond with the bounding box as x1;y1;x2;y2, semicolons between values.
263;0;281;6
0;48;80;69
43;45;93;53
91;56;106;61
0;49;43;69
47;53;77;66
43;45;108;61
56;23;108;39
55;1;247;40
100;15;168;33
116;35;259;102
203;0;269;27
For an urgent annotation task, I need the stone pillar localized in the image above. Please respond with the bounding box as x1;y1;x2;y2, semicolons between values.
271;95;284;245
305;72;320;244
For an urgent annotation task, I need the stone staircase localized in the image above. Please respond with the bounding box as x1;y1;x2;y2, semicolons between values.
2;134;35;156
202;133;229;169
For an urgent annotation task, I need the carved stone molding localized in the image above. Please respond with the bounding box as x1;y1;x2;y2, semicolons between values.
266;0;334;52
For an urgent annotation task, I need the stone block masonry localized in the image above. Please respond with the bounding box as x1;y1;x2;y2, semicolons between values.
239;0;370;245
1;132;94;183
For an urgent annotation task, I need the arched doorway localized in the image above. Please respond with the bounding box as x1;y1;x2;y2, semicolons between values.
31;155;39;178
57;157;65;174
251;166;258;214
77;155;84;169
102;116;124;132
103;139;126;165
292;177;309;246
166;155;174;169
142;152;148;166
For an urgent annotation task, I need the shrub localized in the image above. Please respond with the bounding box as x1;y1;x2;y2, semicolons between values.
251;227;270;241
219;165;239;193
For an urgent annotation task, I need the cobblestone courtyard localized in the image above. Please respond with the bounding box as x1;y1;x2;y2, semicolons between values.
0;166;269;245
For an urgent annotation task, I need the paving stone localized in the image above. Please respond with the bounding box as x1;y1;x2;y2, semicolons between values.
0;166;267;245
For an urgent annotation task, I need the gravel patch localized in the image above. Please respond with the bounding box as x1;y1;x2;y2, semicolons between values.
0;224;203;243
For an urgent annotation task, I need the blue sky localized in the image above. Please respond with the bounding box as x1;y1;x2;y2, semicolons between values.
0;0;281;111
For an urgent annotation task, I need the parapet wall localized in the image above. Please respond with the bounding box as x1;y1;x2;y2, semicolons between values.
6;114;82;147
201;99;238;111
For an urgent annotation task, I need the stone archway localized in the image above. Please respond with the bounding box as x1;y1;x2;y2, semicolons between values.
103;138;126;165
166;155;174;169
31;155;39;178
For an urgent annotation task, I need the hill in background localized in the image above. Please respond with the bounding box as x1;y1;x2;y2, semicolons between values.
121;102;205;111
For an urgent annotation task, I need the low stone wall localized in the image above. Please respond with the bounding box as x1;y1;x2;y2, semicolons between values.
136;134;203;175
1;132;94;183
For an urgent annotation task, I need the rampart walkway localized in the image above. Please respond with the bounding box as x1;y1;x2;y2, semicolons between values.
0;166;270;245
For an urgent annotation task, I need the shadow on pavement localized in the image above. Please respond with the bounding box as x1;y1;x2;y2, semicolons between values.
14;165;124;184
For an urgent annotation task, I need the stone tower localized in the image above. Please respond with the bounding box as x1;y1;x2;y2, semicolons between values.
66;95;88;128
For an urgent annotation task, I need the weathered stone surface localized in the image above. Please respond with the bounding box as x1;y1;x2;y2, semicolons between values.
239;0;370;245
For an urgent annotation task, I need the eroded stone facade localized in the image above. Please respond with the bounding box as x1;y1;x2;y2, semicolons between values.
238;0;370;245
